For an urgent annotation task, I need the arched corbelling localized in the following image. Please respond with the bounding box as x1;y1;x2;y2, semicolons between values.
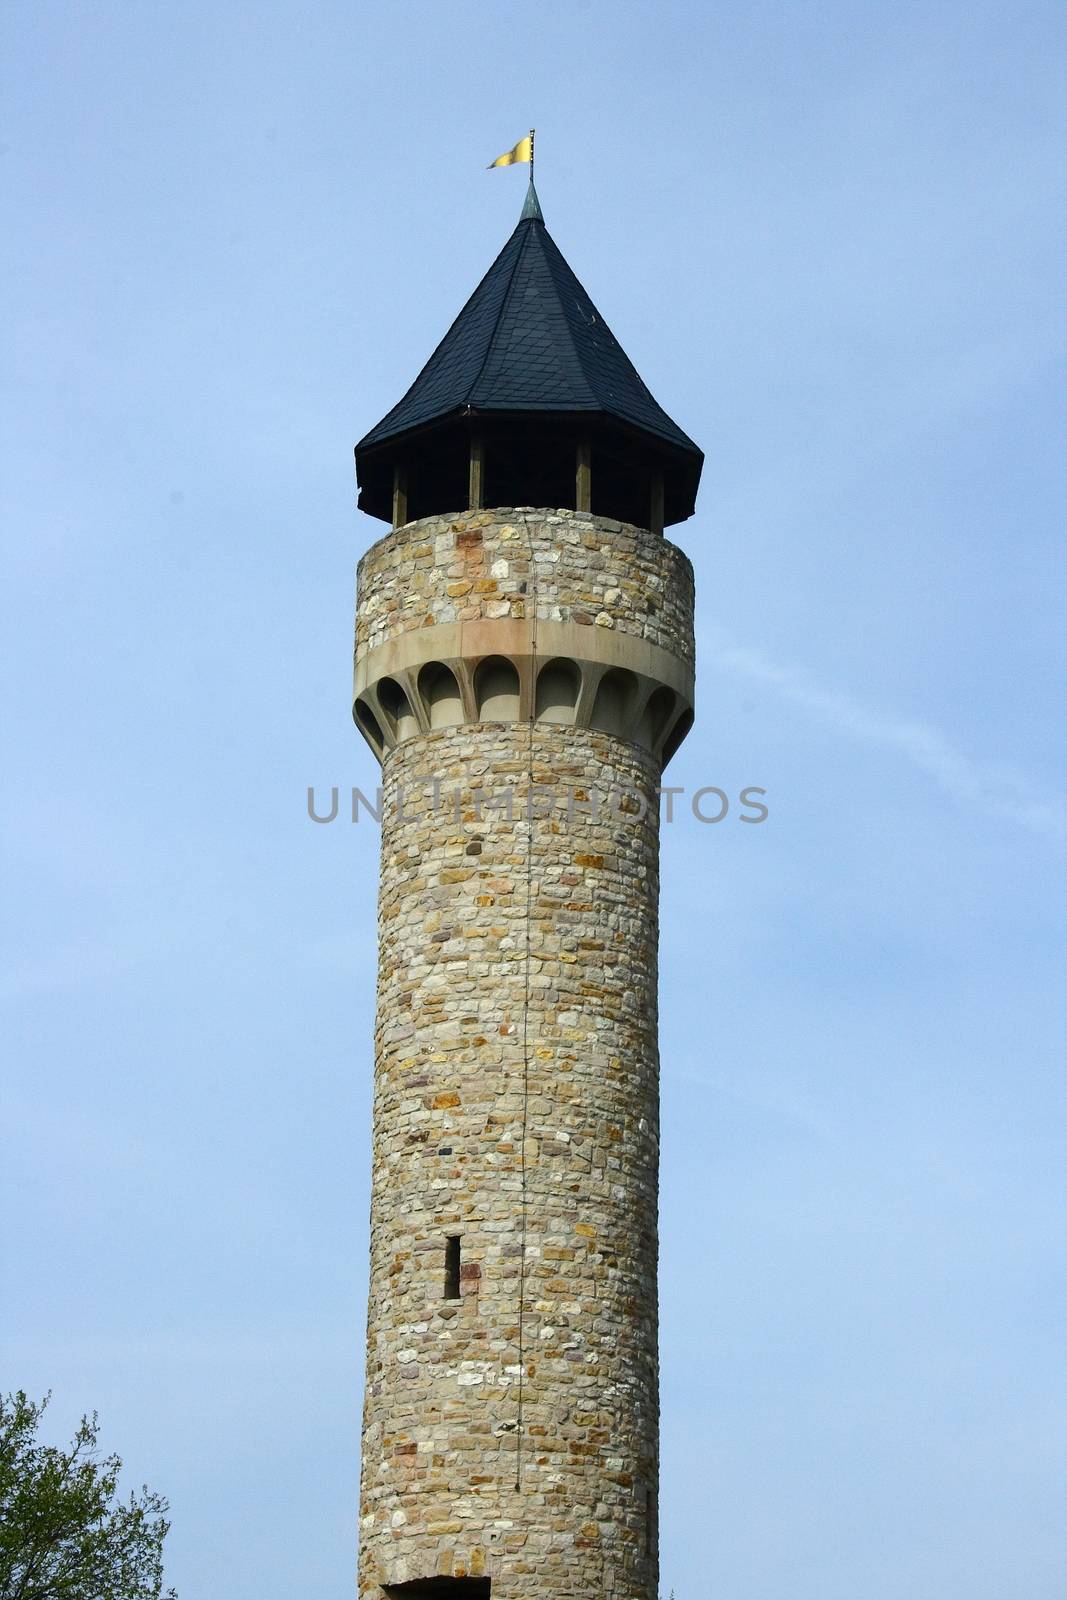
590;667;639;740
354;697;385;757
418;660;464;729
535;657;581;724
377;676;419;743
636;685;676;752
355;634;692;760
661;705;694;767
474;655;521;722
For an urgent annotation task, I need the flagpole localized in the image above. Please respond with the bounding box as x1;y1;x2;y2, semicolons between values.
530;128;535;184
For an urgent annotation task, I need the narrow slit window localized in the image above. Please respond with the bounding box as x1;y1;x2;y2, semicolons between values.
444;1236;461;1299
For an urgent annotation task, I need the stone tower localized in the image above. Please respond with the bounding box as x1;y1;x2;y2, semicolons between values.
352;181;702;1600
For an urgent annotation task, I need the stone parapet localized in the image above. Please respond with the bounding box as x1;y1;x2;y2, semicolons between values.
354;509;696;769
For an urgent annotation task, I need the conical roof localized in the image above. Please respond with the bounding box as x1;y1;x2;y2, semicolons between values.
357;185;701;460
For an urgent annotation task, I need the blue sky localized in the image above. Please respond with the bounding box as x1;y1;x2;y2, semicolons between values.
2;2;1065;1596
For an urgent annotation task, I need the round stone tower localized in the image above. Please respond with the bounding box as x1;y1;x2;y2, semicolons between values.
352;182;702;1600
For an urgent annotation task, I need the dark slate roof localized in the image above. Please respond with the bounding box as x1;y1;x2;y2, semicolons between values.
357;184;700;458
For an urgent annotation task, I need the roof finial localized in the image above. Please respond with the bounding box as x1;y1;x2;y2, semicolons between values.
521;128;543;221
487;127;541;220
520;178;544;223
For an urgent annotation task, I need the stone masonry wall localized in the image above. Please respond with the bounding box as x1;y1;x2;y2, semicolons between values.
355;507;695;665
355;507;696;1600
357;725;662;1600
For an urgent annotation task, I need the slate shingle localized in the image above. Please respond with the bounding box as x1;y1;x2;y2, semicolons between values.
357;188;699;458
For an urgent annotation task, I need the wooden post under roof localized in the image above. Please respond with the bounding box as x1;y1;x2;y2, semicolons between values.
392;465;408;529
650;470;665;536
468;434;484;511
576;438;592;513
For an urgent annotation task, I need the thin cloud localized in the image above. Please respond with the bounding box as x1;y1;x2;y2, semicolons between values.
714;641;1066;842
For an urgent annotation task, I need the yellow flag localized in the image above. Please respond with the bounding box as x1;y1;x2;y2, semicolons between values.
488;133;532;169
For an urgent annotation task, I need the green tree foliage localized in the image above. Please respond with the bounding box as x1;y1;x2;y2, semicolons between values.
0;1392;176;1600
